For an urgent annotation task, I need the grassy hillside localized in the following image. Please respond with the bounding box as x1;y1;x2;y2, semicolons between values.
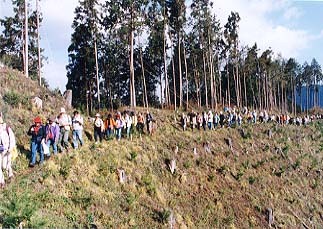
0;67;69;147
0;68;323;228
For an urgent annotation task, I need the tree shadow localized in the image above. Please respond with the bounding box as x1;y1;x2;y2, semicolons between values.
17;144;31;161
84;130;93;141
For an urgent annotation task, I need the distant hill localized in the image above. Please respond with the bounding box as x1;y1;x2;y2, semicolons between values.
0;67;323;228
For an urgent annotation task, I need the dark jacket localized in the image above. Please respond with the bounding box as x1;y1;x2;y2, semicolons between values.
28;124;46;143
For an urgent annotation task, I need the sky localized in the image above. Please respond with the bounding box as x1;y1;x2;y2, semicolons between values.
0;0;323;92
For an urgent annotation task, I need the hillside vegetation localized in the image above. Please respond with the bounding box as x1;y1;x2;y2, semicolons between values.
0;68;323;228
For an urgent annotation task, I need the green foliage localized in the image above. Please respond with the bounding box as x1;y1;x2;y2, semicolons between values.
0;192;43;228
153;209;171;224
282;145;290;155
248;176;256;185
71;186;93;209
129;151;138;161
59;159;72;179
142;174;156;196
3;91;20;106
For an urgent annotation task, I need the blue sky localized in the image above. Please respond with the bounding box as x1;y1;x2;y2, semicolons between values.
1;0;323;92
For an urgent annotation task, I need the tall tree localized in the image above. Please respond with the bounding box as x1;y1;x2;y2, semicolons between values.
66;0;100;114
167;0;186;108
0;0;45;80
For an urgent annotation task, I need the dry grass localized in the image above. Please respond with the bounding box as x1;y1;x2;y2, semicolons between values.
0;68;323;228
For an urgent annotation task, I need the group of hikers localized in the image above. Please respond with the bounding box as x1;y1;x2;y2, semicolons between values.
26;108;155;168
180;106;323;131
0;105;322;187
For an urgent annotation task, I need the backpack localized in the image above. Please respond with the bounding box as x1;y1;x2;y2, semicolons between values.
0;125;11;153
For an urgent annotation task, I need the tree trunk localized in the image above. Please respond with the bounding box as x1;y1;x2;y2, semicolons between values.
203;52;208;108
140;47;148;109
129;8;136;108
243;71;247;107
227;59;230;107
172;56;176;110
217;55;222;106
163;6;168;108
178;32;183;108
85;62;89;115
208;34;214;109
183;41;188;111
94;41;100;111
36;0;41;86
24;0;29;78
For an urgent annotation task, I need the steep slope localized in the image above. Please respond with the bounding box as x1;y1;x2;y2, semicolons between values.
0;67;69;147
0;68;323;228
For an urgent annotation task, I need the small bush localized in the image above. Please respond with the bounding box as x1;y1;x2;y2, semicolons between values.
0;192;41;228
3;91;20;107
153;209;171;224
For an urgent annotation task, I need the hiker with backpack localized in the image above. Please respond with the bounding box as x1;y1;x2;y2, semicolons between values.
45;116;60;157
124;112;133;139
28;116;46;167
57;107;72;152
213;112;220;129
146;110;153;135
207;111;213;130
94;113;104;143
115;113;123;141
181;113;187;131
0;115;16;187
137;112;145;137
105;113;116;139
72;110;84;149
219;111;225;128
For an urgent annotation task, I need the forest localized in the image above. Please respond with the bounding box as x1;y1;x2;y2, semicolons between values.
1;0;322;115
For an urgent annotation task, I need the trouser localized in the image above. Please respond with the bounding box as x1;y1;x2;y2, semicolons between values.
94;127;103;142
46;139;58;156
73;129;84;149
0;151;13;185
116;128;122;140
106;128;114;139
126;126;131;138
30;141;44;164
137;123;144;135
59;127;70;151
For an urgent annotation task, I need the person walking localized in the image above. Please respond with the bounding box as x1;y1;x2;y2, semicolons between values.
45;116;60;157
72;110;84;149
57;108;72;152
0;115;16;186
27;116;46;167
94;113;104;143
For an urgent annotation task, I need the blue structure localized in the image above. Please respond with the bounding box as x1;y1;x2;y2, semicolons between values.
295;85;323;111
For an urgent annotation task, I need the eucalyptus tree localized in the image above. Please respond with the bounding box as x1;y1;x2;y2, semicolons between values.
310;58;323;108
223;11;240;107
0;0;44;80
66;0;100;114
167;0;186;108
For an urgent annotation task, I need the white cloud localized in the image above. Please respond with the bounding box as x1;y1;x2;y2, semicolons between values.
40;0;79;91
211;0;314;59
283;6;302;20
43;58;67;92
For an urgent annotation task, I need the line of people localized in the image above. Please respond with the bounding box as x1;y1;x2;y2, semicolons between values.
180;107;323;131
91;110;154;142
27;108;156;167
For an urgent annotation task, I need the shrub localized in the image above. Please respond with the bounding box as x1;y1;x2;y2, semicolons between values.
3;91;30;108
0;192;42;228
153;209;171;224
3;91;20;107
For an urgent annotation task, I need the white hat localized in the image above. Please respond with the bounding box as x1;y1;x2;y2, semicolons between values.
95;113;100;117
60;107;66;113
